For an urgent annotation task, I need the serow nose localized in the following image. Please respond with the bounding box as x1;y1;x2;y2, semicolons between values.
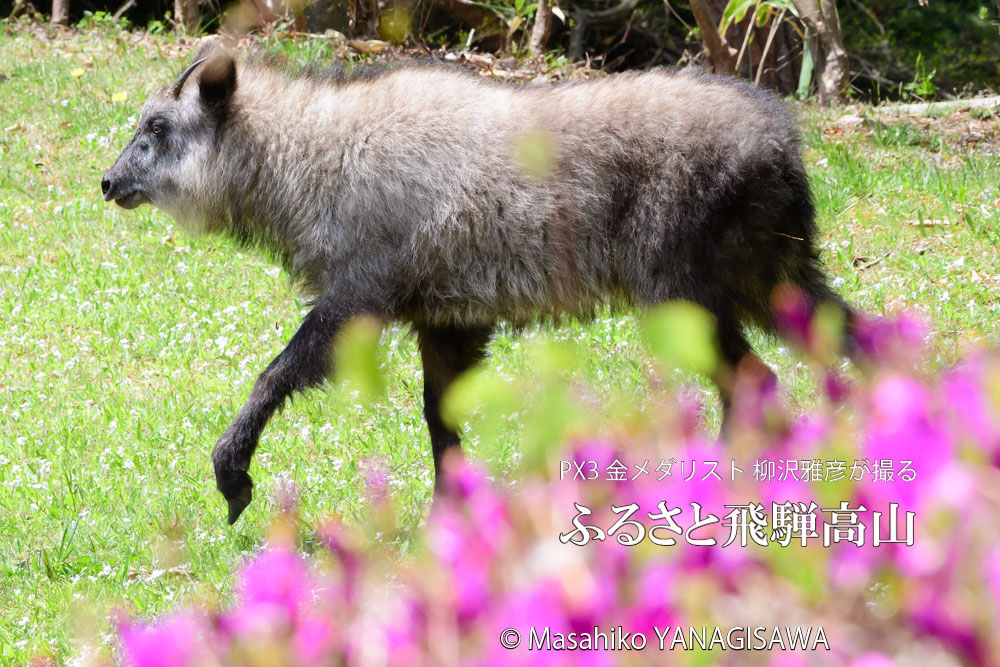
101;176;110;196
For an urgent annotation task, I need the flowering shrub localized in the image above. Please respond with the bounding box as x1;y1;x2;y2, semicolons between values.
116;307;1000;666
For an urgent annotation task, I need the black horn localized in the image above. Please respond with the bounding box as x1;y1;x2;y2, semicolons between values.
170;58;207;99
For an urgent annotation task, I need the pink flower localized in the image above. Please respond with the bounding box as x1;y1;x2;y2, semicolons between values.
111;329;1000;666
772;284;813;348
646;437;732;520
118;612;210;667
987;546;1000;619
853;312;926;363
360;457;390;505
849;653;897;667
823;369;850;404
863;373;951;509
440;453;492;499
294;613;336;664
227;544;312;635
317;521;363;595
907;589;986;665
627;564;676;634
769;657;809;667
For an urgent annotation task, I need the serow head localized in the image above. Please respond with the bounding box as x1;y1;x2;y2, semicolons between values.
101;43;237;215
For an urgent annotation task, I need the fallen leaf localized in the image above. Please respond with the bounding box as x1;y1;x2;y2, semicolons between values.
347;39;391;54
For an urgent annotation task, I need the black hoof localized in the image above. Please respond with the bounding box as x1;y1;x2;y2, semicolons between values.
216;467;254;525
227;490;252;525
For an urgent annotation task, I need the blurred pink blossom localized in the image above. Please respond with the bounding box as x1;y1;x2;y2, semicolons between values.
114;326;1000;667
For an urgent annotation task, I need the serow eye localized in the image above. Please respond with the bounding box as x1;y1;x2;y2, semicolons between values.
151;124;163;135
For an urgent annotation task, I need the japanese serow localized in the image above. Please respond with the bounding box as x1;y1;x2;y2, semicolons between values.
103;44;861;524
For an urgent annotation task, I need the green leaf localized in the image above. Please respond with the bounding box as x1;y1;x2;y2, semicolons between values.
721;0;758;31
334;316;386;400
513;130;556;181
641;301;718;377
442;366;519;465
797;37;814;100
756;3;771;27
521;382;579;473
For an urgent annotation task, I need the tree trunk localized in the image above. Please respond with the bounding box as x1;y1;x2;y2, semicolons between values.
51;0;69;25
687;0;734;74
791;0;850;105
174;0;199;33
528;0;552;57
681;0;802;94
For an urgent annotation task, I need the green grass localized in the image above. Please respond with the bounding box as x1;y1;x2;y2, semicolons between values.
0;24;998;664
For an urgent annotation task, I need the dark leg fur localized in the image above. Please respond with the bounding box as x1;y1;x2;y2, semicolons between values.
710;274;859;436
798;277;862;359
660;159;857;434
417;325;493;489
212;292;387;524
711;313;760;434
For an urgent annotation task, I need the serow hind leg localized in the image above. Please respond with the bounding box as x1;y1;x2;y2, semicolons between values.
711;316;777;438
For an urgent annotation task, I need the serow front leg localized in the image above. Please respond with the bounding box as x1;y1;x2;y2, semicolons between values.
211;293;374;524
417;325;493;490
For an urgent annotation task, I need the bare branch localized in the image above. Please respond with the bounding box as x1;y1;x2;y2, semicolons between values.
688;0;735;74
570;0;641;61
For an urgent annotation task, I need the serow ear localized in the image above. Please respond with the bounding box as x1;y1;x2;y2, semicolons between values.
199;54;237;114
193;38;222;62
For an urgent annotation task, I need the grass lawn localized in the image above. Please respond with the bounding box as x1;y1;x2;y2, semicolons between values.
0;23;997;664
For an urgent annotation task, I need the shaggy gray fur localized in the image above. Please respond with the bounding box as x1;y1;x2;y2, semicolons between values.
103;44;858;523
